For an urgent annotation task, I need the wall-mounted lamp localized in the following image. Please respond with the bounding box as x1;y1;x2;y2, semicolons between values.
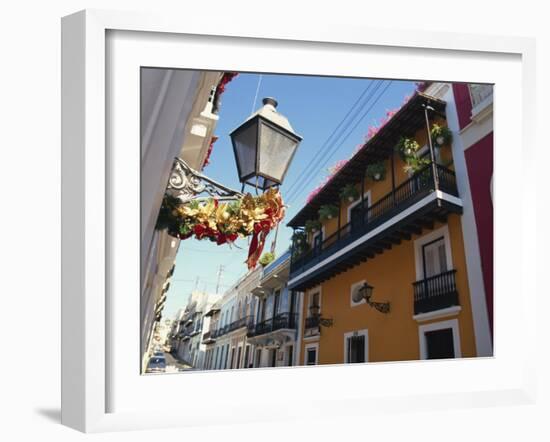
309;304;333;327
352;282;390;314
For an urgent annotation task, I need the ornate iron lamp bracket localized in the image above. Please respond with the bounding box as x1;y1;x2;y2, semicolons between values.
167;157;244;204
318;317;334;327
360;283;391;314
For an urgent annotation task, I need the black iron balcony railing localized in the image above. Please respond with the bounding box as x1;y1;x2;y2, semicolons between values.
248;312;298;337
228;315;253;333
290;164;458;275
304;316;320;330
413;269;459;315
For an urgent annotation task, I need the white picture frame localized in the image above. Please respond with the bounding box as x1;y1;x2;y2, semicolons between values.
61;9;538;433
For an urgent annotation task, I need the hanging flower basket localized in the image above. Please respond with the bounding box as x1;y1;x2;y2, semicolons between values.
305;219;322;234
318;204;339;221
395;137;421;163
430;124;452;148
395;137;431;174
339;184;359;202
366;161;386;181
259;252;275;267
155;188;285;270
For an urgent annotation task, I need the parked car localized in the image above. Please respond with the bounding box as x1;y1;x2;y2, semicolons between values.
146;356;166;373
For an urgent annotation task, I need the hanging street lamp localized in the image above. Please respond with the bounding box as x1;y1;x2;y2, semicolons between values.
167;97;302;202
230;97;303;192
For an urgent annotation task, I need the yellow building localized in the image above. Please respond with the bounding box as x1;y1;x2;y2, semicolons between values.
287;92;484;365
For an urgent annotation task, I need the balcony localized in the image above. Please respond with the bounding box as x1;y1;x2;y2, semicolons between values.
303;316;320;338
247;312;298;346
227;316;254;333
202;331;216;344
288;164;462;291
413;269;459;315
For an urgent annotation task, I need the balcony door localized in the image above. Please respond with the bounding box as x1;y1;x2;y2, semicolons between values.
349;194;369;233
312;229;323;255
273;289;281;317
425;328;455;359
422;237;447;278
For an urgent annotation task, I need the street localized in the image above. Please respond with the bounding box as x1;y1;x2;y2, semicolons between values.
163;351;193;373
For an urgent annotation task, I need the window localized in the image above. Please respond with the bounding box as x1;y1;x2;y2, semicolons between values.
425;328;455;359
270;349;277;367
229;347;235;369
244;345;250;368
469;83;493;108
418;319;461;360
312;228;323;254
344;329;368;363
414;226;453;282
273;289;281;317
255;348;262;368
422;237;447;278
287;345;294;366
214;347;219;369
223;344;229;369
304;344;318;365
236;346;242;369
309;292;320;314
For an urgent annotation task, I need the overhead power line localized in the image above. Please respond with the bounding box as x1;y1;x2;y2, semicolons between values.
286;80;394;206
283;80;379;199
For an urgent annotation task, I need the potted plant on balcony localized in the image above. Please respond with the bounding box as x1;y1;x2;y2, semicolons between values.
291;230;307;246
430;124;452;148
396;137;432;174
259;252;275;267
366;161;386;181
318;204;339;221
339;184;359;202
305;219;322;234
396;136;421;163
403;155;431;174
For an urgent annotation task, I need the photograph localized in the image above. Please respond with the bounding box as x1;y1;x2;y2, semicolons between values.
140;68;494;374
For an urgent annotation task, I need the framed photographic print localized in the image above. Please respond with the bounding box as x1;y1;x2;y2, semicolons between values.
61;9;537;433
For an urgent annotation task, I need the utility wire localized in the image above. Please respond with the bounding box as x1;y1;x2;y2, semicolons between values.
251;74;263;113
283;80;379;199
284;79;387;204
286;80;394;206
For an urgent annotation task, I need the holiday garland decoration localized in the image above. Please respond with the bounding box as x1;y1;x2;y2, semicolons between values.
156;188;285;270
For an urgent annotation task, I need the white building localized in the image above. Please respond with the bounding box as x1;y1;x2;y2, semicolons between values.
140;68;225;372
248;250;303;367
174;291;221;368
208;268;262;370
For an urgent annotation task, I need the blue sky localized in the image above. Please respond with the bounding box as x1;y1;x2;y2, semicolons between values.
162;72;416;319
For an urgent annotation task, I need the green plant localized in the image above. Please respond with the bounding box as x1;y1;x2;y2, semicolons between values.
403;156;430;174
366;161;386;181
155;194;183;235
339;184;359;202
292;230;307;246
291;231;310;259
430;124;452;148
396;137;421;162
305;219;322;233
259;252;275;267
318;204;339;221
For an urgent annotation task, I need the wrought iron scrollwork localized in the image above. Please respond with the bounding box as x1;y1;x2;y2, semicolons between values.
167;157;243;204
359;283;391;314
